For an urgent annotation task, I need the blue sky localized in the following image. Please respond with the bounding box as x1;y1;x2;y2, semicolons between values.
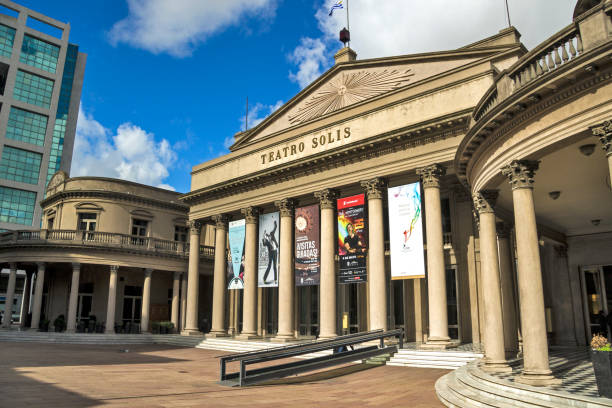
16;0;576;193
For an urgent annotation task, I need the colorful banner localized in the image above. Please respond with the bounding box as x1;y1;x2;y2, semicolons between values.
227;219;246;289
337;194;367;283
388;182;425;279
258;212;280;287
295;204;320;286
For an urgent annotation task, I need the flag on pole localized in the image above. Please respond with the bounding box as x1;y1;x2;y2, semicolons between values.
329;0;343;16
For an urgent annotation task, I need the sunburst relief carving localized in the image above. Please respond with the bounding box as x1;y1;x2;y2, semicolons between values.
288;68;414;125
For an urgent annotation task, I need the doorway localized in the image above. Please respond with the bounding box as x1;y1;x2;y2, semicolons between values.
446;266;460;340
581;265;612;339
122;285;142;330
298;285;318;337
339;283;366;334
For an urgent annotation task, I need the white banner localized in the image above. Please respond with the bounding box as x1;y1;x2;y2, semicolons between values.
388;182;425;279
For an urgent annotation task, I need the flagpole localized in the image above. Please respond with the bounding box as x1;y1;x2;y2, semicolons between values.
505;0;511;27
346;0;350;47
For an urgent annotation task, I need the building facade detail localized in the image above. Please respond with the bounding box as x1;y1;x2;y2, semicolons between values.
501;160;540;190
416;164;446;188
314;188;339;209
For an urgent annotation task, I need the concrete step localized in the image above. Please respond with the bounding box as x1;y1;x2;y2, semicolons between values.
387;348;482;369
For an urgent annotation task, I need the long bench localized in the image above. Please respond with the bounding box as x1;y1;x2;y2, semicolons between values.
219;329;403;386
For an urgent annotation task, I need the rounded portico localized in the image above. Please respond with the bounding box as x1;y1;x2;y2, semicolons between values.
456;0;612;385
0;172;215;334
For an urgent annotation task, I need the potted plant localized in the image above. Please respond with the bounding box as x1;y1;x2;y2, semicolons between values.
39;318;50;332
95;321;105;333
591;334;612;398
151;321;160;334
87;315;96;333
53;315;66;332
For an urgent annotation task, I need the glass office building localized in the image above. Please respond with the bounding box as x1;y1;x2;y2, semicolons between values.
0;1;86;231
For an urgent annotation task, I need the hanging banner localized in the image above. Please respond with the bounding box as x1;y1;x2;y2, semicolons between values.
295;204;320;286
258;212;280;287
337;194;367;283
388;182;426;279
227;219;246;289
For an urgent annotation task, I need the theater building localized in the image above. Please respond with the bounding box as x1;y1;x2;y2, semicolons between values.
182;0;612;386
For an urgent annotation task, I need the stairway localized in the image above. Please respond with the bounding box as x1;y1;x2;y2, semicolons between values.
436;362;612;408
387;349;483;369
195;337;332;359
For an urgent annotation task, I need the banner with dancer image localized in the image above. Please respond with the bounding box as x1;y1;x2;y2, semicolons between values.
258;212;280;287
295;204;320;286
337;194;367;283
388;182;425;279
227;219;246;289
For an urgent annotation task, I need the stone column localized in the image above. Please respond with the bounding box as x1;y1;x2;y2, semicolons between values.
240;207;261;339
315;188;339;339
473;191;510;372
502;160;559;386
497;221;519;356
210;215;230;337
360;178;387;331
105;265;119;334
66;263;81;333
2;263;17;327
416;164;451;348
183;220;203;335
180;274;187;331
141;269;152;333
591;120;612;189
171;272;180;331
274;198;296;341
20;271;32;328
31;262;45;330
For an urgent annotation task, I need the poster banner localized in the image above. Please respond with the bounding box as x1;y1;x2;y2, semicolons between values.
295;204;320;286
258;212;280;287
227;219;246;289
388;182;426;279
337;194;367;283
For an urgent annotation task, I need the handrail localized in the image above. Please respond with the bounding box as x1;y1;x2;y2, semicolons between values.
219;329;404;386
0;229;214;258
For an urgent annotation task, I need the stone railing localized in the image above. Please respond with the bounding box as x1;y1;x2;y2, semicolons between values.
0;229;214;259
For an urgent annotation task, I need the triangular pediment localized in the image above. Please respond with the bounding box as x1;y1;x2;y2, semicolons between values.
232;32;523;150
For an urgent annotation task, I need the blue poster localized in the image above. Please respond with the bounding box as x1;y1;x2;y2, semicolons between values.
228;219;246;289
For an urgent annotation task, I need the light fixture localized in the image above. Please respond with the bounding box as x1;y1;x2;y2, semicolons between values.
592;219;601;226
548;191;561;200
579;144;596;156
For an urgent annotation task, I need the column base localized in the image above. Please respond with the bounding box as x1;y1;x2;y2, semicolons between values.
207;331;230;338
480;359;513;373
515;371;562;387
104;330;115;335
237;332;261;340
419;336;455;350
181;329;203;336
318;333;338;340
65;329;76;334
272;334;298;343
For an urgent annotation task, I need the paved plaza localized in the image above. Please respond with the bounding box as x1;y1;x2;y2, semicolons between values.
0;342;447;407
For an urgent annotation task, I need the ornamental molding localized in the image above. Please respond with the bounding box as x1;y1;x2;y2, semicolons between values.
496;221;513;239
288;69;414;125
416;164;446;188
501;160;540;190
188;219;203;234
361;178;387;200
314;189;339;209
241;207;262;224
41;190;188;212
590;119;612;155
472;190;499;214
275;198;297;217
211;214;231;230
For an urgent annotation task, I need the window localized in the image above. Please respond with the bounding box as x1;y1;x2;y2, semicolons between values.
77;213;96;231
20;34;60;73
0;24;15;58
174;226;187;242
13;70;54;108
6;107;48;146
132;219;148;236
0;146;42;184
47;217;54;230
0;186;36;225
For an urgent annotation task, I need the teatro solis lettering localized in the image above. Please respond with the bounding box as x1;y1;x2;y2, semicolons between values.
260;127;351;165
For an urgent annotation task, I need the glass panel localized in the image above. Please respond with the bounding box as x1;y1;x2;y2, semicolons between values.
585;269;605;335
0;186;36;225
122;298;132;321
124;285;143;297
0;23;15;57
13;70;54;108
133;298;142;322
78;295;92;321
446;267;459;339
0;146;42;184
6;107;48;147
20;34;60;73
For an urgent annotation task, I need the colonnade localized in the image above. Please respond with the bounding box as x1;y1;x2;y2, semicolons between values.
184;165;454;347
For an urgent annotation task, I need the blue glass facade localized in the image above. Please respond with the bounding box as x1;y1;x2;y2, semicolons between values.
20;34;60;73
0;23;15;58
0;186;36;225
13;70;54;108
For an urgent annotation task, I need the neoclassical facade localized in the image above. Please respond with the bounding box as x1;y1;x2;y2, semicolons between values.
0;172;215;333
180;0;612;387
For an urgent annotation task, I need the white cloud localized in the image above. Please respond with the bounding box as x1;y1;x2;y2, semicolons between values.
241;100;284;130
109;0;277;57
72;106;178;190
289;0;576;88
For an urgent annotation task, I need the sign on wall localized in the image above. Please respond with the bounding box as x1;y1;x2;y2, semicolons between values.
337;194;367;283
227;219;246;289
295;204;320;286
258;212;280;287
388;182;425;279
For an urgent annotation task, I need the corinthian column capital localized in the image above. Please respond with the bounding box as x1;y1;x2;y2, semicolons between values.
360;177;386;200
275;198;296;217
472;190;499;215
188;219;203;234
241;207;261;224
314;189;339;209
501;160;539;190
591;120;612;156
416;164;446;188
211;215;230;231
496;221;513;239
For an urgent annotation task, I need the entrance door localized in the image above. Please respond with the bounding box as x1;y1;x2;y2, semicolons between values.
264;287;278;336
446;266;460;340
339;283;366;334
581;266;611;339
298;286;319;337
77;282;94;324
122;285;142;330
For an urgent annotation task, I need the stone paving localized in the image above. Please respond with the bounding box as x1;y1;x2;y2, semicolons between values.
0;342;447;407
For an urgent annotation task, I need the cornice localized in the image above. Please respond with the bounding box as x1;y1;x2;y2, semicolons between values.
41;190;189;212
182;112;471;206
